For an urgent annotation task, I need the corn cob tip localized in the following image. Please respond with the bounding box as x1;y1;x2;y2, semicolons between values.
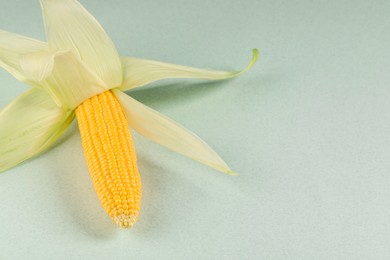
114;214;138;229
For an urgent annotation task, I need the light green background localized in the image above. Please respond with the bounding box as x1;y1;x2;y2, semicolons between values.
1;0;390;259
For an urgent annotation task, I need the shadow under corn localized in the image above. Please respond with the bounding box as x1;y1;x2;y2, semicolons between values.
48;124;117;238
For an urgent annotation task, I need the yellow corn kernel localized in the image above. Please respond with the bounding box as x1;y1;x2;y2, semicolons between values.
75;90;142;228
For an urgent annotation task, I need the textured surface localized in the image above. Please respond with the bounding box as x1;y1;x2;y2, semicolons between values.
1;0;390;259
76;91;141;228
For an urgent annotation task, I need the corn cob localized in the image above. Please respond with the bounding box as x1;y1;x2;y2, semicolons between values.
75;90;142;228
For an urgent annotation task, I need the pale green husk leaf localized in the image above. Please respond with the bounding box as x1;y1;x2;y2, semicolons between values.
119;49;258;91
40;0;122;88
0;29;48;83
0;88;74;172
114;90;235;174
20;50;109;109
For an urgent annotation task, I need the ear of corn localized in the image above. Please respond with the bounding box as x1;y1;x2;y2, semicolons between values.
75;90;142;228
